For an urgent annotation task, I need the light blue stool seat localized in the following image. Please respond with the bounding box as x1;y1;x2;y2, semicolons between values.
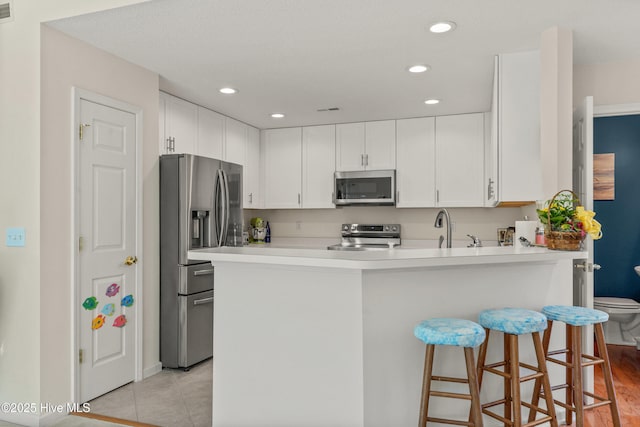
542;305;609;326
478;308;547;335
414;318;486;348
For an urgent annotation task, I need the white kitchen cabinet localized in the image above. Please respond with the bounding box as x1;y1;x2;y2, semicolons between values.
245;126;261;208
262;128;303;209
335;120;395;171
302;125;336;208
197;106;224;160
435;113;485;207
396;117;436;207
365;120;396;170
225;117;247;166
160;92;197;154
486;51;543;206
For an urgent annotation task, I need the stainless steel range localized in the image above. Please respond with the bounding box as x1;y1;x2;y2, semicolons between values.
327;223;401;251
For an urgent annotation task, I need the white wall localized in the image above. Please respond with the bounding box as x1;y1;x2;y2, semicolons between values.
0;1;149;425
40;24;159;411
247;207;526;243
574;58;640;107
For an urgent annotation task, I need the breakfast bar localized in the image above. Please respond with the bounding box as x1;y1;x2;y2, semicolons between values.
189;246;585;427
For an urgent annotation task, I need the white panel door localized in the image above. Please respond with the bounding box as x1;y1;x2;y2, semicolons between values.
79;99;137;402
302;125;336;208
225;117;247;166
197;106;225;160
245;126;261;208
573;96;595;396
396;117;435;207
365;120;396;170
336;122;365;171
435;114;485;207
164;93;197;154
262;128;302;208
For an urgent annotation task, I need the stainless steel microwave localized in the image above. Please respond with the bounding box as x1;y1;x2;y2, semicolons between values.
333;170;396;206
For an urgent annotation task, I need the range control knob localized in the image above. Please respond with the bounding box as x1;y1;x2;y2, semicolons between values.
343;224;350;231
392;226;398;232
385;226;390;231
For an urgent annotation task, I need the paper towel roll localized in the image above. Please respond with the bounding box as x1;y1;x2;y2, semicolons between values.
515;221;537;247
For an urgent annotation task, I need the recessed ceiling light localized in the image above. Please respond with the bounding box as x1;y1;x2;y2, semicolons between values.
408;65;430;73
271;113;285;118
219;87;237;95
429;21;456;33
424;99;440;105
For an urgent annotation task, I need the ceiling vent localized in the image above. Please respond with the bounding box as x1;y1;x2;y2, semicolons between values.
0;1;13;23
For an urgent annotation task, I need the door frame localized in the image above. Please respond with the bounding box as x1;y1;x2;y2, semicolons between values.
594;102;640;117
71;87;144;402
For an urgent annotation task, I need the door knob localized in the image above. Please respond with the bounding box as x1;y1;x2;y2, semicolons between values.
574;261;601;272
124;256;138;266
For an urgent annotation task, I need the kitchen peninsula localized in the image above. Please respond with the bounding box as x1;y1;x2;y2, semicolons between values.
189;245;585;427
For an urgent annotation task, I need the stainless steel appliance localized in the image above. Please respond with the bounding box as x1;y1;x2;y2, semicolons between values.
327;223;401;251
160;154;242;368
333;170;396;206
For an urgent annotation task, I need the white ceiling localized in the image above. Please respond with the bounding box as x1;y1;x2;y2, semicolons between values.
47;0;640;129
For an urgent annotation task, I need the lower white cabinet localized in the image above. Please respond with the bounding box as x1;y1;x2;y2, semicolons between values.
302;125;336;208
435;113;485;207
262;128;303;209
396;117;436;207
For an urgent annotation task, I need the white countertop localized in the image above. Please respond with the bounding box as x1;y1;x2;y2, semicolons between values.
188;241;586;270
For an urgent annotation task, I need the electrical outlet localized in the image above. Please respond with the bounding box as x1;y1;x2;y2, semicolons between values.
6;227;25;247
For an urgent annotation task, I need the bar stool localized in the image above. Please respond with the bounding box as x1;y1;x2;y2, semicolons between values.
528;305;621;427
414;318;486;427
476;308;558;427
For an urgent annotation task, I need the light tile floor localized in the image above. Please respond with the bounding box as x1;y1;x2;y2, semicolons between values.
88;358;212;427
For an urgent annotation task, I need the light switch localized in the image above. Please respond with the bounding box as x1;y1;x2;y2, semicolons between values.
6;227;25;247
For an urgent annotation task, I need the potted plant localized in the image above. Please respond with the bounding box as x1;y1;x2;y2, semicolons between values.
536;190;602;250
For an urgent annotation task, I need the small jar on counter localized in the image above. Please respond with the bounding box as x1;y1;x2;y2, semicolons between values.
535;227;545;245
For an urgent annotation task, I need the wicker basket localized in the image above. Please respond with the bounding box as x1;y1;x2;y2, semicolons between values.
544;190;585;251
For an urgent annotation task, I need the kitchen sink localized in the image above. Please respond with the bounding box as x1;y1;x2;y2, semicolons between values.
327;244;395;251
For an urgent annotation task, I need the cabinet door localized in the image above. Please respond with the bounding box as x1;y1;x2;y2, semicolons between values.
396;117;435;207
485;56;499;206
365;120;396;170
262;128;302;209
159;95;167;153
197;106;224;160
302;125;336;208
245;126;261;208
335;122;365;171
225;117;247;166
435;114;484;207
164;93;197;154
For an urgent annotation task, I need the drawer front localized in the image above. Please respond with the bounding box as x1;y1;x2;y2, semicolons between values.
178;263;214;295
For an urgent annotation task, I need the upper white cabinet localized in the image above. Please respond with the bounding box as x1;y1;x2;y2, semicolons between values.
262;128;303;209
197;106;224;160
396;117;436;207
160;92;198;154
336;120;395;171
302;125;336;208
245;126;261;208
486;51;543;206
225;117;247;167
435;114;485;207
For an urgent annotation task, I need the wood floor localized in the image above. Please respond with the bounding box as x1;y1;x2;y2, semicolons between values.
564;344;640;427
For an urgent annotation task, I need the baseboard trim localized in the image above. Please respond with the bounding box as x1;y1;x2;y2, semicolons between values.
143;361;162;379
72;411;160;426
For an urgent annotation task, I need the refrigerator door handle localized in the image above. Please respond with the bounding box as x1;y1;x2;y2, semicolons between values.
216;169;228;247
222;170;231;244
193;296;214;306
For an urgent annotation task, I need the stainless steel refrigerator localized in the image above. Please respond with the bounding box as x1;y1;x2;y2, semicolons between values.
160;154;242;368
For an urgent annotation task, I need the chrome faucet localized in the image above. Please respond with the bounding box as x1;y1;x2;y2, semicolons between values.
434;209;452;248
467;234;482;247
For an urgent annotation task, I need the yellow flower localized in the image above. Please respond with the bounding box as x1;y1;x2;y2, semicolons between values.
575;206;603;240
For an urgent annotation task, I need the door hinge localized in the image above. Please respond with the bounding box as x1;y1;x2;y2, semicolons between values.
79;123;91;141
79;349;84;364
78;236;84;252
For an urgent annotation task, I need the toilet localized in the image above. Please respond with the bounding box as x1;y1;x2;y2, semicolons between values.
593;266;640;348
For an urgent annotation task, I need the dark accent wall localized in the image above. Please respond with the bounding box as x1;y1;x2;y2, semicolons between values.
594;115;640;300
